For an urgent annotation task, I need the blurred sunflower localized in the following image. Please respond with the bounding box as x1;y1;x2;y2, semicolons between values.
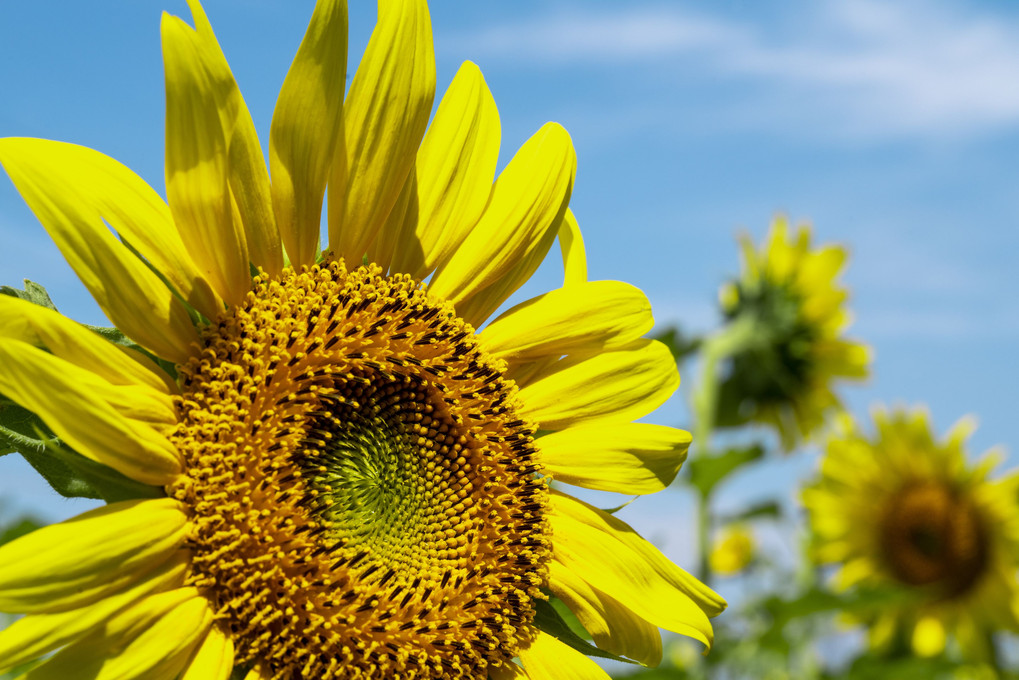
715;217;870;449
803;407;1019;659
0;1;725;678
708;525;756;577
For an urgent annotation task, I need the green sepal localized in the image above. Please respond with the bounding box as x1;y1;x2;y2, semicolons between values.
0;398;51;457
0;279;178;379
1;398;161;501
532;598;637;665
0;659;41;680
19;447;102;499
33;436;163;502
229;664;253;680
0;279;59;311
82;324;178;381
686;443;764;498
600;496;637;515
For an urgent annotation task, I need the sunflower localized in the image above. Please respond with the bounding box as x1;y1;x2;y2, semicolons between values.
802;407;1019;659
0;1;724;678
715;217;870;449
708;525;756;577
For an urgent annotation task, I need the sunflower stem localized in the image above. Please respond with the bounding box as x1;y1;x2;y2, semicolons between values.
696;487;713;585
985;631;1001;674
692;315;761;583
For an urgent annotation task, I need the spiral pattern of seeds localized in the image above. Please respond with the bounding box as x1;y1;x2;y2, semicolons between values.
167;260;550;680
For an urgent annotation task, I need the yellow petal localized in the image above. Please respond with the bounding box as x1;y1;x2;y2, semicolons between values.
162;11;250;307
518;631;612;680
912;616;948;657
559;209;587;286
0;295;176;395
480;281;653;364
181;624;235;680
178;0;282;278
24;588;212;680
429;123;576;318
0;499;188;613
549;491;725;648
549;560;662;667
367;172;417;272
5;136;220;321
0;553;187;674
505;355;560;391
328;0;436;263
384;61;500;279
456;221;564;327
537;423;690;494
518;339;679;430
0;340;181;485
269;0;348;267
0;138;200;364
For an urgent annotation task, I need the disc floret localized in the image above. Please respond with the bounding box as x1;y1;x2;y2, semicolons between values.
168;261;550;679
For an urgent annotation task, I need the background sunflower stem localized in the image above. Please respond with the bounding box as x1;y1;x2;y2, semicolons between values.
986;631;1002;674
696;488;713;585
691;316;759;583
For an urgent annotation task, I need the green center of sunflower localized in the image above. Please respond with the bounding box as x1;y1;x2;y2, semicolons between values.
879;481;989;597
167;260;549;680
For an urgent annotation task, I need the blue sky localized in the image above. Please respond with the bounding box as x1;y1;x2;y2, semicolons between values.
1;0;1017;575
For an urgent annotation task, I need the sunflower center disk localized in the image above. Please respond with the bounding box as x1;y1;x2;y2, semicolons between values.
879;481;989;597
168;261;550;680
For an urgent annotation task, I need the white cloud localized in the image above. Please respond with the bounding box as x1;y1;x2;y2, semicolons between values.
856;307;1019;340
452;7;744;62
450;0;1019;139
851;229;986;295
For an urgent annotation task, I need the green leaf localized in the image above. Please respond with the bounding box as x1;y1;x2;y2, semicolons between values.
0;517;44;546
844;652;961;679
549;595;589;640
0;279;58;311
686;444;764;497
721;500;782;523
651;325;701;362
759;585;913;654
532;598;637;665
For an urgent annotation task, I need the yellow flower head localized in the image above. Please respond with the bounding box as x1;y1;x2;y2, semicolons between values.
717;217;870;449
802;406;1019;659
0;1;725;678
709;525;756;576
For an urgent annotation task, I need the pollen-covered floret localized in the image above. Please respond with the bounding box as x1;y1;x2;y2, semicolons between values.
169;260;551;680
